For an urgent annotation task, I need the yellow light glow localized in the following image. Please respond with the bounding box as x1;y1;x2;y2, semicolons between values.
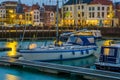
19;15;22;19
9;10;13;13
30;11;33;14
107;15;110;18
86;20;98;25
11;15;15;18
29;43;37;49
104;48;109;56
6;41;18;57
6;74;19;80
103;40;114;46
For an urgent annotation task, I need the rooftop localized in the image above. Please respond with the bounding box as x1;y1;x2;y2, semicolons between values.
64;0;93;5
90;0;113;5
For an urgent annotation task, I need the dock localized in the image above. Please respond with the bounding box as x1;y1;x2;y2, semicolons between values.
0;57;120;80
0;47;11;51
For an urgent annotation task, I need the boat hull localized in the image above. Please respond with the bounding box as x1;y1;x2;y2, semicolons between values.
95;63;120;72
18;49;95;61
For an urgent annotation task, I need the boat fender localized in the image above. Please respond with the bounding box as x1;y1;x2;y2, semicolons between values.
86;50;89;54
60;54;63;60
72;51;75;55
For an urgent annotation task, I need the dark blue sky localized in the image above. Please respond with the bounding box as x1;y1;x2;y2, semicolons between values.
0;0;120;6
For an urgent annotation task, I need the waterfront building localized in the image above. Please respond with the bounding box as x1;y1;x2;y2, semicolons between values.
39;7;45;27
63;0;119;27
24;5;33;25
24;3;41;26
115;2;120;26
1;1;17;24
0;4;6;25
43;4;57;27
31;3;40;26
62;0;92;27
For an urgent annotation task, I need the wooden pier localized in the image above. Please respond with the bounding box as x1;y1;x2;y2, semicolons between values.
0;57;120;80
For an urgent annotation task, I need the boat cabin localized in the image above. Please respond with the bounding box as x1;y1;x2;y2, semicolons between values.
99;44;120;64
67;35;96;46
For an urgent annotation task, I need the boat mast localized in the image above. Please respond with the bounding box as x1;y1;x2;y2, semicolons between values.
56;0;59;42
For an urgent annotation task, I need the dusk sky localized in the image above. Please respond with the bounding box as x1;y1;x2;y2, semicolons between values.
0;0;120;6
0;0;66;6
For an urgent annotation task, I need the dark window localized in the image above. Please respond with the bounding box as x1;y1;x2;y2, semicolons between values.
78;13;80;17
97;7;100;10
82;5;84;9
102;7;104;10
89;12;91;18
102;12;104;18
97;12;100;18
92;12;94;18
103;48;115;56
89;7;91;11
82;12;84;17
66;7;68;11
107;7;110;10
78;6;80;9
92;7;94;11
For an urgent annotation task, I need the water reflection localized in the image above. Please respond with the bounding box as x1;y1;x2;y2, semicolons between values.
6;74;20;80
49;55;97;68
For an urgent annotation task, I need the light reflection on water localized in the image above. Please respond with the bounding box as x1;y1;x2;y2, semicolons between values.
0;40;106;80
6;74;20;80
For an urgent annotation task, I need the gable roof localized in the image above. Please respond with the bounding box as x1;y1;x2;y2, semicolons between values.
64;0;93;5
90;0;113;5
43;5;57;12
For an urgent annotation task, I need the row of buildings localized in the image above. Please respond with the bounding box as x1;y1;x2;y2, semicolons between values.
0;0;120;27
0;0;57;27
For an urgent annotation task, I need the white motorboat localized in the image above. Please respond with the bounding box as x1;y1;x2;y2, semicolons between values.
60;29;102;42
95;40;120;72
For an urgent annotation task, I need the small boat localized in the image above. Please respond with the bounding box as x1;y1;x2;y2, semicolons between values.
95;40;120;72
17;35;97;61
60;29;102;42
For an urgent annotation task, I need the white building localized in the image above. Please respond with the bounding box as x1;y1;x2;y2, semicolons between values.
0;5;6;25
32;9;41;26
62;0;118;27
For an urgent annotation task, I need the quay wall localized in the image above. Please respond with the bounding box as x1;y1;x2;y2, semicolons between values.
0;27;120;40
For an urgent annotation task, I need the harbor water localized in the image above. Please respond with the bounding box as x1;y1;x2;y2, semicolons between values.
0;40;106;80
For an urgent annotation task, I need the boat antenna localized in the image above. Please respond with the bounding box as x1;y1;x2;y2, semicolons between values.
56;0;59;42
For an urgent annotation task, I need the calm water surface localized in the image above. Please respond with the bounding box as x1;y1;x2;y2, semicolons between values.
0;40;104;80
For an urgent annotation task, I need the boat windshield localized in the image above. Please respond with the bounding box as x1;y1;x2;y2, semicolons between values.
103;48;115;56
